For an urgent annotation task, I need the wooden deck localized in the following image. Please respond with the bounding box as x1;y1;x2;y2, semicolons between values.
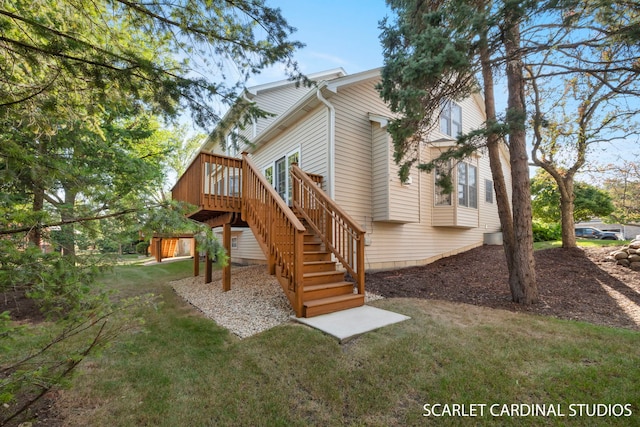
171;151;365;318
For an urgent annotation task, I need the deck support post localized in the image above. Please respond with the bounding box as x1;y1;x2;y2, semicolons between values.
205;252;212;284
192;237;199;277
222;222;231;292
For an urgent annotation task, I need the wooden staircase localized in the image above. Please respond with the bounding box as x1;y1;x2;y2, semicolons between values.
299;220;364;317
171;151;366;318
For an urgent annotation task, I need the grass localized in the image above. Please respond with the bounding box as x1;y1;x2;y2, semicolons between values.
534;239;629;251
47;259;640;426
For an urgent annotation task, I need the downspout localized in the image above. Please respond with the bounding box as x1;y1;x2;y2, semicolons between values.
316;87;336;198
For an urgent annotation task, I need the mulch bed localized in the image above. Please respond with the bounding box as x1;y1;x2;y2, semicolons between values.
366;245;640;331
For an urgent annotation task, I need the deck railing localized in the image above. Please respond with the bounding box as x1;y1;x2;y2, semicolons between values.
202;153;243;212
241;152;306;317
171;152;204;208
171;152;243;214
291;164;366;295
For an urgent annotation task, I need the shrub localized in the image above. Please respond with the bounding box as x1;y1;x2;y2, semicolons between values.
532;221;562;242
136;241;149;255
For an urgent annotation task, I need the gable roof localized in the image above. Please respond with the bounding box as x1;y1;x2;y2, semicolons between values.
248;68;383;151
200;67;487;155
245;68;347;98
199;68;351;153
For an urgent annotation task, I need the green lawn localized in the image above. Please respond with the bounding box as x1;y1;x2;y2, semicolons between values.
46;259;640;426
533;239;629;251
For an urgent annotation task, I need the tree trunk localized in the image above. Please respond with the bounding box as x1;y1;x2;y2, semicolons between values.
559;178;577;248
28;187;45;249
479;36;520;294
503;10;538;304
59;189;77;259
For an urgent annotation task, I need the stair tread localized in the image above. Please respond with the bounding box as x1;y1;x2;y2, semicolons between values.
304;281;353;291
304;260;336;265
303;270;344;278
303;293;364;307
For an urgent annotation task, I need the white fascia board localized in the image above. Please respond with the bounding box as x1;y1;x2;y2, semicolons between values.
368;113;390;128
246;68;347;96
325;67;382;93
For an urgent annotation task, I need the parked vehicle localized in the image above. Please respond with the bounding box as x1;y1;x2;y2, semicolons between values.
575;227;602;239
575;227;623;240
599;231;624;240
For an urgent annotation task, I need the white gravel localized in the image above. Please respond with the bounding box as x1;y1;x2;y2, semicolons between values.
171;264;383;338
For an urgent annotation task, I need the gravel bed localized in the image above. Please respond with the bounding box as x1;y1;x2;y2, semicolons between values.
171;264;384;338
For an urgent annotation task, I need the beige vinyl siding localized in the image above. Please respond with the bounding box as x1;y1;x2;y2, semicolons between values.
432;205;456;227
371;123;389;220
457;206;479;228
213;228;265;264
371;123;419;223
363;162;491;270
253;85;313;136
209;141;226;156
328;77;504;269
478;144;511;231
233;85;313;142
332;79;390;225
251;105;328;179
363;221;482;269
369;144;484;267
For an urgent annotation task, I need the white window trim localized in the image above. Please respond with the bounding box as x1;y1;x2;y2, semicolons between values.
485;179;494;204
434;160;453;206
262;146;301;205
457;162;478;209
440;100;462;137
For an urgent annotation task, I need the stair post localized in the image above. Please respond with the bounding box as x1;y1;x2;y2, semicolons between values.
267;206;276;275
294;228;304;317
241;152;248;222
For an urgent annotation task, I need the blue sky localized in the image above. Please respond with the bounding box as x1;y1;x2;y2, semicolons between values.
247;0;391;85
243;1;637;170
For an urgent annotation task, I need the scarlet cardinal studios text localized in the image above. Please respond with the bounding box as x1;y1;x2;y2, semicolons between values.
422;403;633;418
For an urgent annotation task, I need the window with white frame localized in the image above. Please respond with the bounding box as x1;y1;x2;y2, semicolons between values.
263;165;274;185
457;162;477;208
231;236;238;250
262;148;300;205
440;100;462;137
434;161;452;206
485;179;494;204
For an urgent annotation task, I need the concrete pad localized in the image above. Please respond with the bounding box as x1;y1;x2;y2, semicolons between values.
291;305;411;343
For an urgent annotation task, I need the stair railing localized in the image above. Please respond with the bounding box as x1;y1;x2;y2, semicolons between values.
290;164;366;295
241;153;306;317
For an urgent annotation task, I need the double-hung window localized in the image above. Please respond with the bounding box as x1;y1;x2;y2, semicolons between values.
457;162;477;208
434;161;452;206
485;179;494;204
440;100;462;137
